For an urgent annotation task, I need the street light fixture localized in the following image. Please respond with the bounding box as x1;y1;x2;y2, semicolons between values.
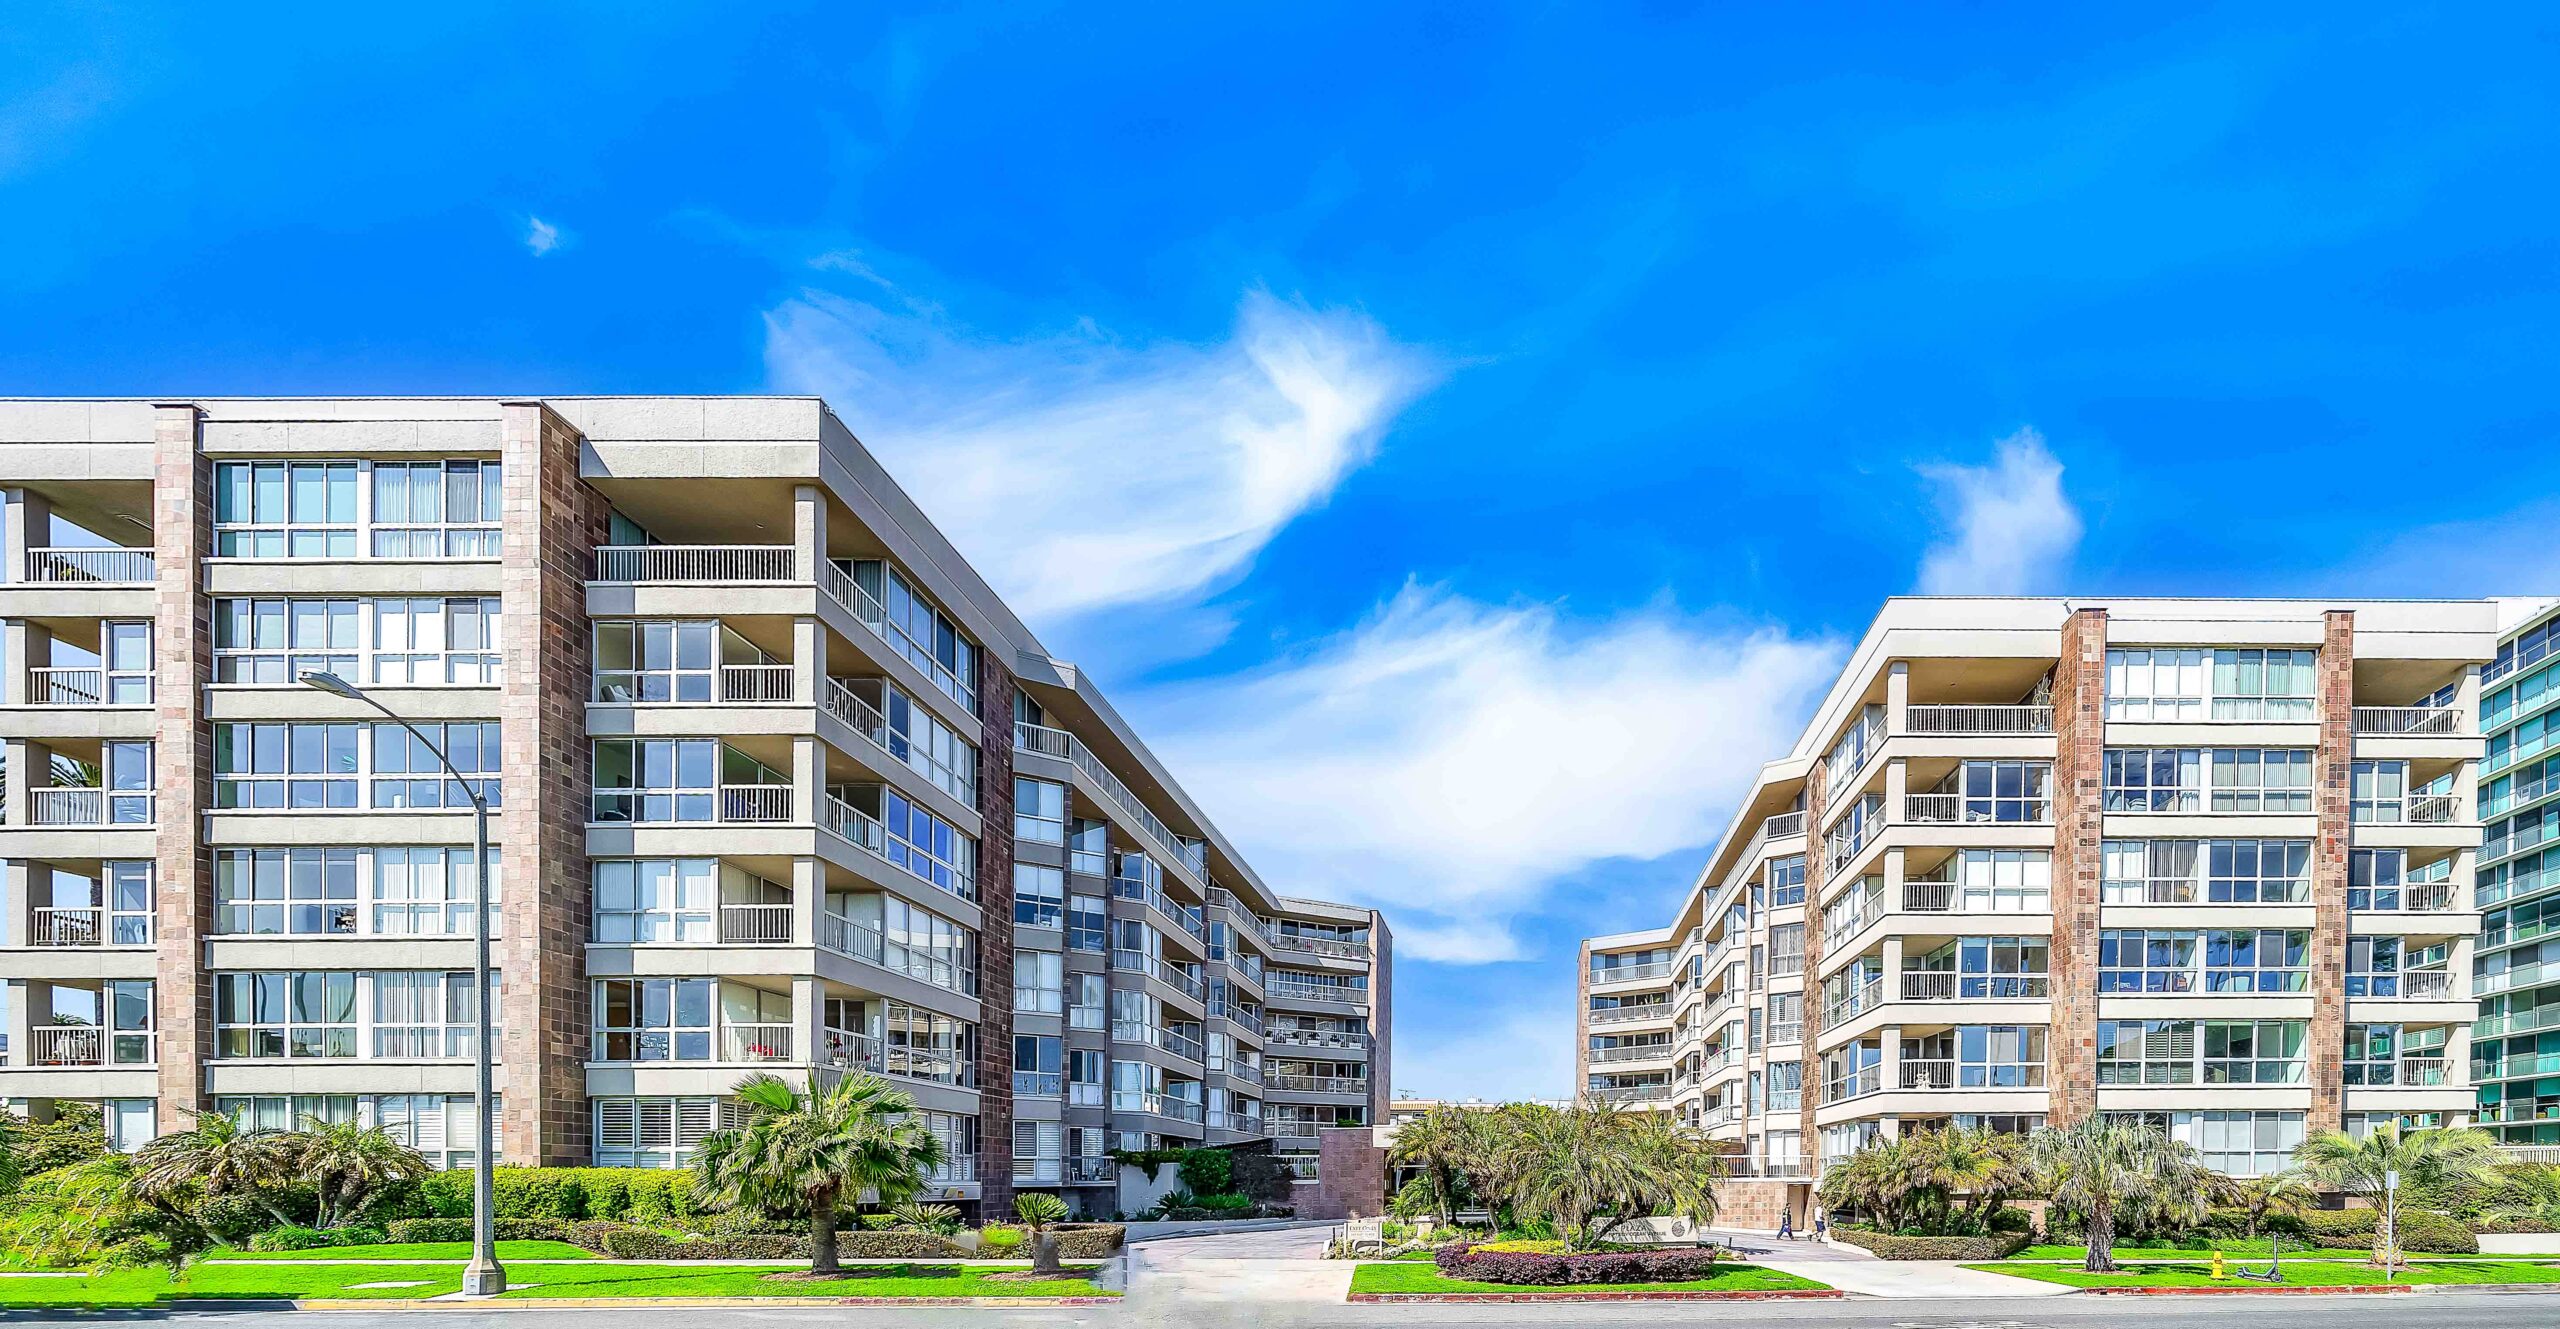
301;671;504;1297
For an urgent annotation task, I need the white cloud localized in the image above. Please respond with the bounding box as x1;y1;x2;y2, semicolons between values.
524;216;562;256
764;287;1433;623
1915;427;2083;595
1133;586;1843;962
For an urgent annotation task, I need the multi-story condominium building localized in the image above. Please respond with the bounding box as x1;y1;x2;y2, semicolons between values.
2475;601;2560;1144
1578;598;2497;1223
0;396;1390;1217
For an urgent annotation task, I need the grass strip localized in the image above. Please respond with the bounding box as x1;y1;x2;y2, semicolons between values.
207;1240;595;1262
493;1261;1110;1299
0;1260;1109;1306
1967;1258;2560;1289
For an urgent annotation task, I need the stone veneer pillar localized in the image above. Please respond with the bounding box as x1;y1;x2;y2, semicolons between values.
2305;610;2356;1133
497;403;608;1163
2047;607;2107;1126
972;654;1018;1219
151;403;211;1131
1573;940;1591;1101
1794;762;1827;1174
1367;916;1393;1125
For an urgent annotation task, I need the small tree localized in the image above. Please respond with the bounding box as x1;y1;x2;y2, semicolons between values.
692;1072;945;1276
2295;1124;2501;1270
2032;1118;2211;1272
131;1109;300;1230
294;1116;429;1228
1387;1107;1472;1223
1014;1192;1070;1275
2215;1167;2314;1240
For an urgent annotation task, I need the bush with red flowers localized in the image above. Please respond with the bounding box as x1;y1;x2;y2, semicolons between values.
1433;1241;1721;1285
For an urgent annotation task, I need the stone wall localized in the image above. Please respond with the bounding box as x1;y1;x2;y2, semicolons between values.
2046;606;2107;1124
971;653;1018;1220
150;404;211;1131
1295;1125;1388;1220
2306;609;2356;1133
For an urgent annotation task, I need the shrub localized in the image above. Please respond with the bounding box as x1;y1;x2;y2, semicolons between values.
1435;1243;1721;1286
1178;1150;1235;1197
247;1223;387;1252
1829;1229;2031;1261
1234;1154;1295;1206
193;1195;273;1245
1470;1238;1575;1254
415;1168;702;1225
888;1202;964;1235
1053;1223;1127;1260
383;1217;571;1244
978;1223;1026;1250
1988;1207;2033;1234
2293;1207;2476;1254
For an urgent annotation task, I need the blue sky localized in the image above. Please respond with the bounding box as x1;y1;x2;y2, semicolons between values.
7;4;2560;1098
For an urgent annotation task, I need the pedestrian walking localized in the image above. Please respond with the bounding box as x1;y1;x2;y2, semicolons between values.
1813;1209;1827;1242
1776;1211;1795;1240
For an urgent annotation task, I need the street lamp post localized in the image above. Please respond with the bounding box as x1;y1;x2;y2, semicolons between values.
301;671;504;1297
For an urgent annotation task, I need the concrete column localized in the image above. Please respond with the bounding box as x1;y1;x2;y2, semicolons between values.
2;621;49;705
3;489;52;585
793;617;826;710
791;736;821;824
792;485;827;583
1877;1024;1902;1093
1883;757;1908;826
1795;763;1829;1176
2306;610;2356;1134
1882;846;1906;902
1886;661;1910;732
791;856;823;947
0;859;29;948
149;403;211;1133
2;739;31;826
790;975;822;1066
5;979;31;1069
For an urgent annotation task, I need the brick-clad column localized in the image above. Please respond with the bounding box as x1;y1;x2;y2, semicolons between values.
1573;940;1592;1101
1367;915;1392;1124
498;403;608;1163
2047;607;2107;1125
1794;764;1827;1174
973;656;1018;1218
2306;610;2356;1133
150;404;211;1131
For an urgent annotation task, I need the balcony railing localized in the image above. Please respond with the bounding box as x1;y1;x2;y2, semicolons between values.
592;545;794;583
1824;978;1883;1025
816;912;978;995
1825;1069;1880;1103
1768;1019;1803;1045
1066;1155;1115;1184
1904;704;2054;735
1272;933;1370;960
1585;1084;1672;1104
26;667;152;706
1266;976;1361;1005
1266;1027;1365;1051
1114;876;1207;943
1904;881;1954;912
30;906;151;947
1588;1004;1671;1026
1268;1073;1368;1095
2361;970;2459;1000
719;1024;795;1062
1587;1043;1674;1064
1111;950;1206;1002
1013;1071;1063;1098
718;903;793;944
2354;706;2463;736
32;788;151;826
719;664;795;703
1899;1059;1956;1089
1590;960;1675;985
1763;811;1806;839
1905;793;2049;824
1012;721;1201;886
1900;971;2049;1000
25;547;156;585
28;1025;155;1067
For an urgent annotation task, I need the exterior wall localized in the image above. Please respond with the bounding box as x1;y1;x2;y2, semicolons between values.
1296;1125;1389;1220
150;405;211;1131
2473;602;2560;1143
2046;606;2105;1125
972;654;1018;1218
2304;610;2355;1134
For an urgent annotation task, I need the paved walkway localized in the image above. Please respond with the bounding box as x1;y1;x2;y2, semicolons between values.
1126;1223;1351;1325
1695;1228;2077;1298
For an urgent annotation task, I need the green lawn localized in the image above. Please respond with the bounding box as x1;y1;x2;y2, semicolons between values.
0;1261;1108;1307
2014;1242;2372;1261
208;1240;596;1262
1969;1258;2560;1290
1351;1261;1827;1296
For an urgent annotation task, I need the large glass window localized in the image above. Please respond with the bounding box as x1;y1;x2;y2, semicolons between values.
372;722;500;809
1767;855;1807;907
2204;929;2310;993
214;848;357;934
1952;850;2050;912
371;460;502;557
1068;973;1106;1032
592;1098;734;1169
2105;648;2207;719
591;621;774;703
874;790;975;896
2099;930;2199;993
215;461;358;557
881;1002;972;1085
2096;1019;2194;1084
593;740;781;823
2349;848;2405;911
872;682;975;803
1015;863;1064;928
592;978;713;1061
1957;761;2050;823
2345;936;2402;996
1013;1035;1063;1097
2344;1023;2400;1086
1955;1025;2045;1087
1946;937;2048;997
1014;951;1063;1015
593;859;718;942
214;972;357;1059
2187;1110;2304;1176
374;599;500;685
1015;778;1065;844
852;560;979;714
2211;649;2317;721
214;723;359;809
372;971;482;1057
214;598;496;686
1066;893;1108;952
215;599;359;683
2351;760;2409;822
2104;748;2200;811
371;847;496;935
1067;818;1108;876
2202;1020;2305;1084
2208;748;2313;812
2207;839;2311;902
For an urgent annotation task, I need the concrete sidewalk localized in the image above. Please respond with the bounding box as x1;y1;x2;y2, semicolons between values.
1749;1256;2078;1299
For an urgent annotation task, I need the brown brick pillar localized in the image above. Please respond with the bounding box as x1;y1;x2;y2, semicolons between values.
151;404;211;1131
2306;610;2356;1133
498;402;607;1163
973;656;1017;1218
2047;607;2107;1125
1573;940;1592;1101
1367;915;1392;1123
1795;765;1827;1173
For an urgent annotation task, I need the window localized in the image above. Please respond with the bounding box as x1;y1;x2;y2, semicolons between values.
215;972;357;1058
852;560;979;714
872;682;975;803
1767;855;1807;907
2208;840;2311;902
592;978;713;1061
2096;1020;2194;1085
219;1094;357;1132
871;895;975;991
371;1094;489;1168
2212;649;2317;721
1768;922;1805;976
371;460;502;557
2345;1023;2400;1086
873;789;975;897
372;847;496;935
2205;929;2310;993
1112;1058;1165;1113
2350;849;2404;911
1014;951;1063;1015
372;971;482;1057
2202;1021;2305;1084
1068;819;1108;875
593;740;778;823
1067;1049;1107;1106
215;599;360;683
881;1001;971;1086
372;722;500;808
1952;850;2051;912
1066;894;1108;952
2105;748;2199;811
1953;937;2047;997
2106;648;2207;720
215;723;357;809
1014;863;1064;928
215;460;357;557
593;1098;733;1169
1013;1120;1063;1182
2103;840;2196;903
2099;930;2197;993
374;599;500;685
1955;1025;2045;1087
1957;760;2050;823
100;621;153;703
2208;749;2313;812
593;859;718;942
1013;1036;1063;1096
2187;1110;2305;1176
1068;973;1106;1031
215;848;357;934
2351;760;2409;822
2346;936;2402;996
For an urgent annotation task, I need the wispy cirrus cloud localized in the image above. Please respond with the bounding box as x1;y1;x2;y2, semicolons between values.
1135;585;1843;962
1916;427;2083;595
764;283;1435;627
524;216;563;256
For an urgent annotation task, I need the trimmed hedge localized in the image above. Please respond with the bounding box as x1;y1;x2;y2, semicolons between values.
249;1223;388;1251
1831;1229;2031;1261
597;1228;816;1260
384;1218;573;1244
414;1168;706;1223
1434;1243;1720;1286
1054;1224;1127;1260
2293;1207;2476;1254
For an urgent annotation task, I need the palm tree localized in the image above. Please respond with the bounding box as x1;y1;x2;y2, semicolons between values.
131;1109;301;1229
692;1072;945;1276
1388;1106;1473;1223
295;1116;429;1228
2214;1167;2314;1240
2294;1124;2502;1270
1502;1103;1723;1248
1014;1193;1071;1276
2481;1163;2560;1232
2031;1118;2212;1272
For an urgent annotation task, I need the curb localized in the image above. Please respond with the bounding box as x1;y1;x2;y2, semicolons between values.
292;1296;1121;1309
2074;1284;2418;1296
1348;1289;1846;1303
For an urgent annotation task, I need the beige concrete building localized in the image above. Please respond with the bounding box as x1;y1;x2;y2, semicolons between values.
0;396;1389;1217
1578;598;2496;1224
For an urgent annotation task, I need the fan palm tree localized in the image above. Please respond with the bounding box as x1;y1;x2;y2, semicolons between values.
1014;1192;1071;1276
295;1116;430;1228
692;1072;945;1276
1387;1106;1473;1223
1502;1103;1723;1248
2481;1163;2560;1232
2031;1118;2212;1272
2214;1167;2315;1239
131;1109;301;1228
2294;1124;2502;1270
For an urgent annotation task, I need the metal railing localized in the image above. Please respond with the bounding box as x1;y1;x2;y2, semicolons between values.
1586;1043;1675;1064
1012;721;1202;888
1904;703;2054;735
1585;1084;1672;1104
718;785;792;823
28;667;152;705
1012;1071;1063;1098
1763;811;1807;838
592;545;794;583
1899;1059;1956;1089
31;906;150;946
2378;969;2458;999
1588;1004;1671;1025
1901;972;1958;1000
1272;933;1370;960
1824;978;1883;1024
1266;1027;1366;1050
718;664;795;703
26;547;155;584
2395;1057;2451;1086
1590;959;1676;985
1111;949;1206;1001
2354;706;2463;736
2411;794;2463;824
1904;881;1954;912
29;1025;155;1066
33;788;129;826
1114;876;1207;943
719;1024;795;1061
1266;976;1362;1004
1066;1155;1115;1184
1268;1073;1368;1095
816;912;977;994
1905;793;2049;824
717;903;793;944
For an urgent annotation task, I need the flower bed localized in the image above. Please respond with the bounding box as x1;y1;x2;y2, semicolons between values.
1829;1229;2031;1261
1433;1242;1723;1285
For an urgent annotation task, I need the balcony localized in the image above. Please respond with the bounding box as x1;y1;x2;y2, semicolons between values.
29;905;151;947
1586;1043;1674;1064
25;548;156;585
814;913;978;995
30;788;152;827
1013;721;1201;884
719;1024;794;1061
1585;1084;1671;1105
2353;706;2463;737
1266;1027;1366;1051
1904;793;2049;824
813;1029;975;1088
26;1025;156;1067
1824;978;1882;1025
1900;1059;1956;1089
1111;950;1206;1002
27;668;152;707
1590;960;1675;986
1268;1073;1368;1095
2372;1057;2452;1087
1901;971;2049;1000
2361;970;2460;1000
818;793;974;902
2351;794;2464;825
1764;811;1807;839
1114;877;1207;945
592;545;794;583
1588;1003;1671;1026
1905;704;2054;736
1272;933;1370;961
714;903;793;944
1066;1155;1115;1185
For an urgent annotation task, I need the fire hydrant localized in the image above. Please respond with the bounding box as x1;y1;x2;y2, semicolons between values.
2210;1251;2226;1279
